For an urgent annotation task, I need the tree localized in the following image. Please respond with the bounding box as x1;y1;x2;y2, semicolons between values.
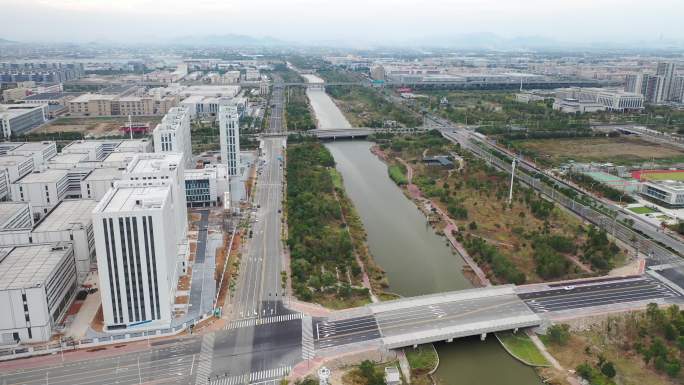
308;275;322;291
547;324;570;345
666;360;681;377
321;272;336;287
600;361;616;378
665;323;678;341
469;221;478;230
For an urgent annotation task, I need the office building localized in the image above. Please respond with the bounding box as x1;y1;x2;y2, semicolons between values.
219;105;240;176
0;169;8;201
122;153;187;240
0;62;84;83
656;62;676;101
624;74;643;94
184;169;219;207
92;184;179;330
67;94;178;117
0;243;77;343
554;87;643;111
640;180;684;208
0;104;49;138
2;87;30;103
153;107;192;167
10;169;69;217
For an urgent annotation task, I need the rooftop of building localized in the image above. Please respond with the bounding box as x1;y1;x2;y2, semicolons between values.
0;103;46;118
62;139;121;152
103;151;138;164
0;154;32;166
185;168;217;180
69;93;117;103
0;243;73;290
645;179;684;191
18;169;69;184
0;202;30;228
98;185;170;213
115;138;151;151
11;141;54;152
127;153;183;174
23;92;66;101
47;153;88;165
84;167;123;181
34;199;98;232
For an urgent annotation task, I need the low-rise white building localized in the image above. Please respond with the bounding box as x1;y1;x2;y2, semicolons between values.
62;140;122;161
6;141;57;166
0;104;49;138
11;169;69;217
116;139;153;154
0;243;77;343
184;168;219;207
81;168;123;201
0;202;33;231
0;155;34;183
32;200;98;283
640;180;684;207
93;184;179;330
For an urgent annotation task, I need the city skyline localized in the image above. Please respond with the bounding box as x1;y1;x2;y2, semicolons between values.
2;0;684;47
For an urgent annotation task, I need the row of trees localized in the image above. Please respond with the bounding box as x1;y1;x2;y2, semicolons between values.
567;172;636;204
285;87;316;130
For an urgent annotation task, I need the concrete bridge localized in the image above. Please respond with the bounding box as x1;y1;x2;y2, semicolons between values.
312;274;681;352
315;286;541;351
307;127;426;140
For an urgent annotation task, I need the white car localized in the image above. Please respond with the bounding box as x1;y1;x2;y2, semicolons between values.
563;285;575;291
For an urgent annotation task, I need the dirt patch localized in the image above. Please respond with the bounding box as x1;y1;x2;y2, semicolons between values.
90;306;104;332
515;137;684;166
175;296;189;305
34;116;162;138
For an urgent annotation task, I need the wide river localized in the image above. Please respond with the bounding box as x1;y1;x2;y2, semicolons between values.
303;79;543;384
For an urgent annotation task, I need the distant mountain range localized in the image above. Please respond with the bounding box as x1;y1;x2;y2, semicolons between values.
170;34;285;47
0;38;18;45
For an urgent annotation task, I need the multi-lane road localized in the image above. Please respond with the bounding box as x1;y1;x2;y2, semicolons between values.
267;76;284;134
520;276;680;313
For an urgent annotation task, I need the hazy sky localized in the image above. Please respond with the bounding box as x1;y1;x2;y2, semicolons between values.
2;0;683;45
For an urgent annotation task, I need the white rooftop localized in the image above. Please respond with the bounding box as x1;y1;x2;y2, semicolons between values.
48;153;88;165
127;153;183;174
18;169;68;184
185;168;217;180
0;154;32;166
98;185;170;213
0;202;30;228
85;167;123;181
34;200;98;232
63;140;121;152
0;104;46;119
104;151;139;164
10;142;54;153
0;244;73;290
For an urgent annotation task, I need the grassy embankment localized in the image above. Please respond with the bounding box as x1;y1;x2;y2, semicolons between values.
286;140;388;309
540;306;684;385
377;131;627;285
496;332;549;367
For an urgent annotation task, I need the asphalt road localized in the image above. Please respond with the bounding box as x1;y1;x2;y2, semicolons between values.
1;338;202;385
232;137;286;320
268;76;284;133
520;277;680;313
313;316;381;349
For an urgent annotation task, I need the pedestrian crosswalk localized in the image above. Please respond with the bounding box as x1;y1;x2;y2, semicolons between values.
301;315;315;360
224;313;303;330
194;333;216;385
208;366;292;385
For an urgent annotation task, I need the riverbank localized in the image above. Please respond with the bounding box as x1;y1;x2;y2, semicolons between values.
495;331;550;367
373;131;627;285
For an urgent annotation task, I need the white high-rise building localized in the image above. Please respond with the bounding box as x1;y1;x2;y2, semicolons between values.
656;62;676;102
219;105;240;177
122;153;188;241
153;107;192;168
93;183;178;330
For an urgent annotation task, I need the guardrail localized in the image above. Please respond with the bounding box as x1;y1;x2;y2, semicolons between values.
0;311;214;362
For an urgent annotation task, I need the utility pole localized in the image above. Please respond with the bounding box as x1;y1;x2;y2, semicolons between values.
508;157;517;205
